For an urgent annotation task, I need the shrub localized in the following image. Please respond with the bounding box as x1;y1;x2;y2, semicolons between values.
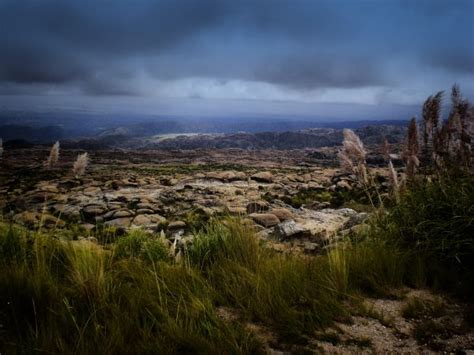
363;171;474;298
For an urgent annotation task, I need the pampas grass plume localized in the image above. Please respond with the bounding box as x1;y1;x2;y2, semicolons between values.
388;160;399;201
45;141;60;169
72;152;89;178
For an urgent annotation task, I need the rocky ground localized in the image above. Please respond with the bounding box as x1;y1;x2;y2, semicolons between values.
0;147;375;254
256;289;474;353
1;146;473;354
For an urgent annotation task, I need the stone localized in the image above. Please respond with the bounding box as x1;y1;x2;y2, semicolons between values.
136;208;155;215
52;204;81;218
132;214;152;226
104;217;132;229
168;221;186;230
274;220;309;240
271;208;294;221
108;202;125;210
295;208;362;242
250;171;273;183
136;202;158;210
83;186;102;196
82;204;107;217
246;201;269;214
103;208;134;220
111;209;134;218
249;213;280;228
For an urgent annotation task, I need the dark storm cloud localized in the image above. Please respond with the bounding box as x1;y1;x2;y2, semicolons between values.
0;0;472;96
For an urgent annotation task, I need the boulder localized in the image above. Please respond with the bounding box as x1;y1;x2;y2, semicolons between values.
136;208;155;215
271;208;294;221
103;208;134;220
250;171;273;183
249;213;280;228
82;204;107;217
296;208;363;242
83;186;102;196
168;221;186;231
104;217;132;229
206;171;246;182
274;220;309;240
132;214;166;227
52;204;81;219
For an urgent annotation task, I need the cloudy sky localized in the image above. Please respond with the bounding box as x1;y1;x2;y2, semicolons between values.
0;0;473;120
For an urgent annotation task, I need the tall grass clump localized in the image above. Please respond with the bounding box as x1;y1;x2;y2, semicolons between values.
4;219;385;352
0;223;262;353
189;219;345;341
363;171;474;298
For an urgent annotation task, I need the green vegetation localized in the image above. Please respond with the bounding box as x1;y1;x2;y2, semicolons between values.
361;170;474;298
0;217;401;353
401;296;445;320
0;169;473;352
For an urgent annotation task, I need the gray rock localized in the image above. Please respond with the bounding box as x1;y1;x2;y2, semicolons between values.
168;221;186;231
104;217;132;229
274;220;309;240
271;208;294;221
249;213;280;228
82;204;107;217
250;171;273;183
103;208;134;220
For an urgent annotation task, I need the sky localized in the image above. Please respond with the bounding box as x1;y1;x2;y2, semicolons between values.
0;0;473;120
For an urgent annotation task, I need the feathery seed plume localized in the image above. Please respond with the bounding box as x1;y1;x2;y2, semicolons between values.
72;153;89;178
45;141;60;169
339;129;368;184
388;160;399;201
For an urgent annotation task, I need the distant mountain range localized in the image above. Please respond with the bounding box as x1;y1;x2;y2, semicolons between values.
0;109;409;146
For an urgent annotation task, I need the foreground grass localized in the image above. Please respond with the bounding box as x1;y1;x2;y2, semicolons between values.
0;171;472;353
0;219;405;353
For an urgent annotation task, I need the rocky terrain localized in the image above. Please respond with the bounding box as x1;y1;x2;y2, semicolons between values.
1;144;474;353
0;147;377;255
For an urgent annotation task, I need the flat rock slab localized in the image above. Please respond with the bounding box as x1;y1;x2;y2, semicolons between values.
249;213;280;227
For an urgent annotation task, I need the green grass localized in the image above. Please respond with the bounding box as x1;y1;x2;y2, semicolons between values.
360;170;474;298
0;169;472;352
0;216;406;353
